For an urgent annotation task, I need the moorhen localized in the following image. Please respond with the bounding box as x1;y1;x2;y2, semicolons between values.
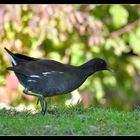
5;48;112;115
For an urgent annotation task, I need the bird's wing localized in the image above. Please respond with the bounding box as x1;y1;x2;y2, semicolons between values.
7;59;74;78
22;59;73;73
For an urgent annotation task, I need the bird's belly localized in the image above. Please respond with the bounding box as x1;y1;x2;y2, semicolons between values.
42;82;71;97
42;75;86;97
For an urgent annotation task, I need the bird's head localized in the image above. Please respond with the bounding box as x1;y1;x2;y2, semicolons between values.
91;57;112;72
81;57;113;77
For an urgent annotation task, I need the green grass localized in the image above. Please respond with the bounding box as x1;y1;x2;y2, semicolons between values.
0;106;140;136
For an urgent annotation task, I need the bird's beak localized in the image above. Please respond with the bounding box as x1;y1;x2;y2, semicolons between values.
106;66;114;72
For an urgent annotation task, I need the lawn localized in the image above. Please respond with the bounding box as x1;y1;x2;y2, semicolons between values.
0;105;140;136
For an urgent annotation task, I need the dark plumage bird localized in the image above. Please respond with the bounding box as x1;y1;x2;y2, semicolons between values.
5;48;112;115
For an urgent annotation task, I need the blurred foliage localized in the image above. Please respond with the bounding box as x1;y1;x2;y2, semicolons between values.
0;4;140;111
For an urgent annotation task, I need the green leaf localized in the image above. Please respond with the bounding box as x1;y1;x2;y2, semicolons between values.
129;32;140;55
70;43;85;66
109;5;128;28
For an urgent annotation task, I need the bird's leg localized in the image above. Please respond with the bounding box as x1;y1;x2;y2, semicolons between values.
36;98;46;115
37;98;39;105
23;88;47;115
38;95;47;115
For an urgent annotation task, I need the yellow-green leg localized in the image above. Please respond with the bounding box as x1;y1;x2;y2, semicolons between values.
23;88;47;115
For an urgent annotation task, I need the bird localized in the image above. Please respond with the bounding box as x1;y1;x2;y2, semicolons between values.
5;47;112;115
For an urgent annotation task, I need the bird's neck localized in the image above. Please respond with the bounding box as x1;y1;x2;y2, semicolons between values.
79;60;98;78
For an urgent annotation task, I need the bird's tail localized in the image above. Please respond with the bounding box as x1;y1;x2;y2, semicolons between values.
5;48;17;66
6;66;14;71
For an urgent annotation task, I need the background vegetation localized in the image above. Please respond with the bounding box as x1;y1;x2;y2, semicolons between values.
0;4;140;112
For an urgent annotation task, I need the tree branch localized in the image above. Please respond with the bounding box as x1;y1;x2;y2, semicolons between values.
109;18;140;37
